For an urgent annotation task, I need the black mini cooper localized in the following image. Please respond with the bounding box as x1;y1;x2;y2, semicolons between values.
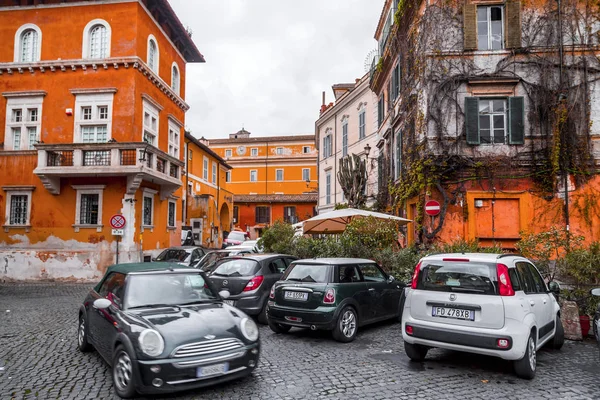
77;263;260;398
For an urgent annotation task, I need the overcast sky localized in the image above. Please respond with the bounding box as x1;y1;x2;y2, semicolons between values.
169;0;382;140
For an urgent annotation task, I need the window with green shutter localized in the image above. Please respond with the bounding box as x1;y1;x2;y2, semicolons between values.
465;96;524;145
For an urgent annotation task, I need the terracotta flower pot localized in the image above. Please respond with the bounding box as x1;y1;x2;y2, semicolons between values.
580;315;591;337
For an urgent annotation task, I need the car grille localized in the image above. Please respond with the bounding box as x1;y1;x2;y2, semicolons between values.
172;338;244;358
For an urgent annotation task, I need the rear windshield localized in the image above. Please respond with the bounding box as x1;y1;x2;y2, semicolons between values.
155;249;189;262
283;264;331;283
212;259;260;277
227;232;246;241
416;261;498;295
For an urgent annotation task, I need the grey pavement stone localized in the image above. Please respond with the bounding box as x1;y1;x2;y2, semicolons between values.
0;283;599;399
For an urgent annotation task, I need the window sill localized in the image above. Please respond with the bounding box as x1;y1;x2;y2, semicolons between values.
3;224;31;233
73;224;103;233
142;225;154;233
167;226;176;231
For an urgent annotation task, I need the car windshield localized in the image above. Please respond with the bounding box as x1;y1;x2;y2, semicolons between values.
417;261;498;295
155;249;190;262
227;232;246;241
126;272;218;308
284;264;331;283
212;259;260;277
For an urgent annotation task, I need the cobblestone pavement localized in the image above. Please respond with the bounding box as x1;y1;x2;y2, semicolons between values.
1;283;599;400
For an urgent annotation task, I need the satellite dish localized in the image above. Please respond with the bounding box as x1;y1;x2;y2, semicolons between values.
364;49;379;73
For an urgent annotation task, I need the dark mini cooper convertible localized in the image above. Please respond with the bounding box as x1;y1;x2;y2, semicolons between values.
267;258;406;342
77;263;260;398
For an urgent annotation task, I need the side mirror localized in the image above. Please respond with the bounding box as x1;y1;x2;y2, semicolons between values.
591;288;600;297
387;275;395;283
93;298;112;310
219;290;231;300
548;281;560;294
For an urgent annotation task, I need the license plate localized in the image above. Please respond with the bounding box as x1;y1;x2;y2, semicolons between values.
197;362;229;378
432;307;474;321
223;300;235;306
284;291;308;301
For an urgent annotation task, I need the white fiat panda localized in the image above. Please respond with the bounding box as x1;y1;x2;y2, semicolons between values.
401;253;564;379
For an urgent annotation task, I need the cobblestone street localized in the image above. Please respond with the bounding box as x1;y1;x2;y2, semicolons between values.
1;283;598;400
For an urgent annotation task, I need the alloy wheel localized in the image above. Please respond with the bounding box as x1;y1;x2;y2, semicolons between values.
114;351;132;391
341;310;356;338
528;337;536;371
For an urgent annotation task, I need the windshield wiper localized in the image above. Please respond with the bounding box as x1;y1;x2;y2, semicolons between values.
301;276;316;282
179;299;219;306
129;304;180;310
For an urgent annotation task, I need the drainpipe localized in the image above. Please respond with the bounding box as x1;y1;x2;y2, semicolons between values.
217;160;221;248
185;142;189;225
334;111;338;205
265;141;269;194
557;0;570;247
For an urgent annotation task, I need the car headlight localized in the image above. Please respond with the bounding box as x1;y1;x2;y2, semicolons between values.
138;329;164;357
240;317;259;342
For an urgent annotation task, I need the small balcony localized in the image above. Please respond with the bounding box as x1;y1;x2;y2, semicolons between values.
33;142;184;199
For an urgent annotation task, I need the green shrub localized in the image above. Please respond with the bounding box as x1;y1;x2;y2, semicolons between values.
257;221;295;254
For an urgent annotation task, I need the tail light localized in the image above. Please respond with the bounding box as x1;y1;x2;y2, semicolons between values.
496;263;515;296
497;338;510;349
243;275;264;292
405;324;414;336
323;288;335;304
269;285;275;299
411;262;422;289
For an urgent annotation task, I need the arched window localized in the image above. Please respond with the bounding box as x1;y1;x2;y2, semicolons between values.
14;24;41;62
82;19;111;59
147;35;159;73
171;63;180;95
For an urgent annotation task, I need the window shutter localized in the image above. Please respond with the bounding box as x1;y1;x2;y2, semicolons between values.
463;2;478;51
509;96;525;144
505;0;522;49
465;97;480;145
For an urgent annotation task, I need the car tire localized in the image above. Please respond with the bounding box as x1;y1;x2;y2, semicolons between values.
397;291;406;322
551;315;565;350
332;306;358;343
514;333;536;380
112;345;137;399
77;313;93;352
257;301;268;325
268;319;291;334
404;342;428;361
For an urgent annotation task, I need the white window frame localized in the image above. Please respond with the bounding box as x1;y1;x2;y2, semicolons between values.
167;199;177;229
225;171;231;182
72;185;105;231
225;149;232;158
212;162;217;184
302;168;310;182
168;118;181;158
359;109;366;140
326;172;331;205
3;186;34;229
478;98;508;144
302;146;310;154
4;95;43;150
342;119;348;156
72;91;114;143
142;99;159;146
251;148;258;157
477;5;505;51
276;147;283;155
82;19;111;59
147;34;159;73
250;170;258;182
171;62;180;95
142;188;157;229
14;24;42;63
276;169;284;181
203;157;209;181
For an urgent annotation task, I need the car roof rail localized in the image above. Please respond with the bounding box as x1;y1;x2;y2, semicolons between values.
497;253;523;259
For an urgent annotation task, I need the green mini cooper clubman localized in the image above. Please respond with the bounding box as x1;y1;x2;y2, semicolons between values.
266;258;407;342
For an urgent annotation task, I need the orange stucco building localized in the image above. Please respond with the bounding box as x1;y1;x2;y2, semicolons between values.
0;0;204;280
208;129;318;238
183;132;233;249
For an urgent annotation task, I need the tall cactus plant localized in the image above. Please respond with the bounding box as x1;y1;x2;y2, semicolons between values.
337;153;367;208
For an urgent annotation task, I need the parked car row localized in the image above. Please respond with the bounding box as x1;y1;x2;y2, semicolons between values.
79;252;577;398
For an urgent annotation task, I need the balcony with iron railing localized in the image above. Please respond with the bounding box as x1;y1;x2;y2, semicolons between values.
33;142;184;198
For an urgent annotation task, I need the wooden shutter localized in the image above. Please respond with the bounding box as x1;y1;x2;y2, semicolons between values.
505;0;522;49
465;97;480;145
463;2;477;51
509;96;525;144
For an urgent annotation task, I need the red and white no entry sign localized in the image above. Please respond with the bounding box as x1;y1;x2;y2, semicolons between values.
110;214;126;229
425;200;441;216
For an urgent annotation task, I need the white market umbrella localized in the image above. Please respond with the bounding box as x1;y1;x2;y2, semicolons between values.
302;208;411;235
